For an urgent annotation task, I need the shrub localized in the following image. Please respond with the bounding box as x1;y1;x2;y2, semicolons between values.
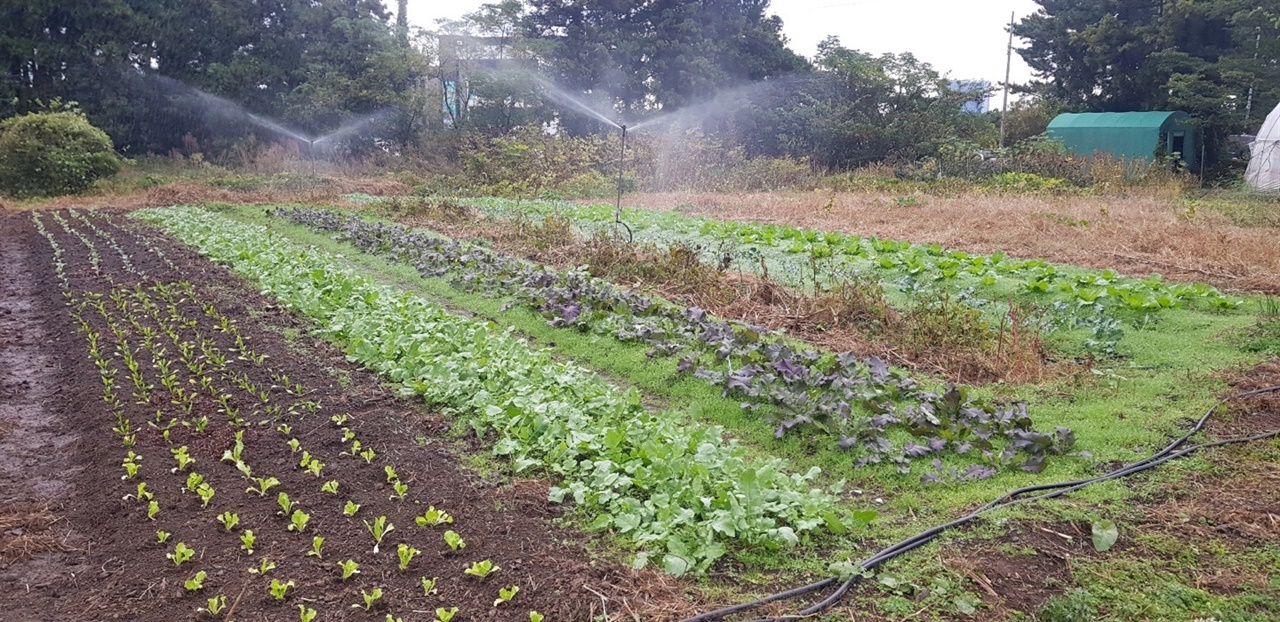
0;111;122;197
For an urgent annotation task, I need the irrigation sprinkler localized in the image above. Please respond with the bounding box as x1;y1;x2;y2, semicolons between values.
613;124;633;243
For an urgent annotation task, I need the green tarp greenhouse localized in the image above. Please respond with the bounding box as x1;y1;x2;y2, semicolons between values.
1047;111;1198;167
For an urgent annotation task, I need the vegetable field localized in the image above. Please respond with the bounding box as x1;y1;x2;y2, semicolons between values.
2;199;1279;622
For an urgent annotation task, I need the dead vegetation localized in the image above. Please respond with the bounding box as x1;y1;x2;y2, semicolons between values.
622;190;1280;294
0;502;70;563
389;199;1052;384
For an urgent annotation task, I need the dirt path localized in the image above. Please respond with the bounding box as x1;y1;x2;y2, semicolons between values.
0;215;91;618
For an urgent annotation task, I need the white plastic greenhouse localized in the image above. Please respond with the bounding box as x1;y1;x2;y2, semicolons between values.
1245;101;1280;191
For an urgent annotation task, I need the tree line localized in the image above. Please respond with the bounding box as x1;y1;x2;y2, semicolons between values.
3;0;1278;178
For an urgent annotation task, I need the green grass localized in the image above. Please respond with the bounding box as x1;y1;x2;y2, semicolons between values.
211;202;1279;619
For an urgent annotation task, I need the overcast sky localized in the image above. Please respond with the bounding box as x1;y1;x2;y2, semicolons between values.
398;0;1040;89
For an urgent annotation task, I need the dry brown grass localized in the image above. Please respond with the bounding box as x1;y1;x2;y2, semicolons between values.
394;206;1051;384
0;502;70;562
4;177;409;212
623;190;1280;294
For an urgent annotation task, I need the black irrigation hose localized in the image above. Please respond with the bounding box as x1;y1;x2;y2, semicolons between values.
684;385;1280;622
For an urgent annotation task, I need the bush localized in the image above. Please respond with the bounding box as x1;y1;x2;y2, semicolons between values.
0;111;122;198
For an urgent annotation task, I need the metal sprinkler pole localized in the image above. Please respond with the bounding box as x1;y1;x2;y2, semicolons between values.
614;124;632;242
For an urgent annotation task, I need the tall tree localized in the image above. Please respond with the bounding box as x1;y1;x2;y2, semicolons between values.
524;0;807;115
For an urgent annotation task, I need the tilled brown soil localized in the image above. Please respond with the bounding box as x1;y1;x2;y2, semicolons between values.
0;210;691;621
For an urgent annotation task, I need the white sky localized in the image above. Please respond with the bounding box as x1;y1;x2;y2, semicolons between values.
398;0;1039;88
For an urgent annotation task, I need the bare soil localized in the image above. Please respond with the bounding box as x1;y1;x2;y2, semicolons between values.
0;210;692;621
621;191;1280;294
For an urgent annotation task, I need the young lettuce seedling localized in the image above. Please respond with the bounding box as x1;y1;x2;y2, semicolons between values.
420;577;439;596
269;578;295;601
147;500;160;521
155;530;171;544
276;492;294;515
494;585;519;606
125;482;152;502
354;587;383;611
442;530;466;552
298;604;317;622
246;476;280;496
184;472;205;492
383;466;398;483
307;536;324;559
240;530;256;553
305;459;324;478
434;607;459;622
396;543;420;570
203;595;227;617
171;446;195;472
287;438;301;453
287;509;310;533
196;483;216;507
390;480;408;501
184;570;208;592
339;559;360;580
217;511;240;531
360;448;377;464
529;611;544;622
167;542;195;566
249;557;277;575
364;516;394;554
464;559;499;578
343;500;361;517
415;507;453;527
321;480;339;494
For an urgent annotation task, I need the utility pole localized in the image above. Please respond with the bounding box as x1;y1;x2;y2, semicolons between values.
1246;28;1261;124
999;11;1014;149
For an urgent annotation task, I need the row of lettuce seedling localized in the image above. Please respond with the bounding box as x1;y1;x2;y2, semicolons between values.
35;211;533;621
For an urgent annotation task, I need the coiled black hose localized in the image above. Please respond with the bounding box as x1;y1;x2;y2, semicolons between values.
684;385;1280;622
